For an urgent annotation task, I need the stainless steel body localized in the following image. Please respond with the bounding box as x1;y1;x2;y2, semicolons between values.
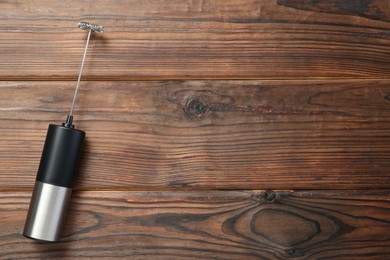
23;181;72;242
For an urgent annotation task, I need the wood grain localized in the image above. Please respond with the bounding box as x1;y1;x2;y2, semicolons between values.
1;1;389;258
0;80;389;190
1;190;389;259
1;0;390;80
278;0;390;22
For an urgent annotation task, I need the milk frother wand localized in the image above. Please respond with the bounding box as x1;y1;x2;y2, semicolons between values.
23;22;104;242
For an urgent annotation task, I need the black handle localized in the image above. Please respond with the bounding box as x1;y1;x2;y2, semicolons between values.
36;124;85;188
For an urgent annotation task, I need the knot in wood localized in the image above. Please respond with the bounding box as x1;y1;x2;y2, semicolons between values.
286;248;304;257
261;190;276;203
183;96;209;119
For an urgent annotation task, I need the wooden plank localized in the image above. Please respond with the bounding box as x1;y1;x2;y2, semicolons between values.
1;0;390;80
278;0;390;22
0;80;389;190
0;190;389;259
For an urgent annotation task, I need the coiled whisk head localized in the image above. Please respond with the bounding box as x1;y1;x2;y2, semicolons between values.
78;22;104;33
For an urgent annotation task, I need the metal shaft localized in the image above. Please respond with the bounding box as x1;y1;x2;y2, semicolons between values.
69;29;92;118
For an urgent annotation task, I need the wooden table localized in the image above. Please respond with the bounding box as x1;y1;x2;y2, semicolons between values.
1;0;389;258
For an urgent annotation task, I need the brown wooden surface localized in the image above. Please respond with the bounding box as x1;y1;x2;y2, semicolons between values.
1;0;390;80
1;190;390;259
278;0;390;22
0;0;389;258
0;80;389;190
